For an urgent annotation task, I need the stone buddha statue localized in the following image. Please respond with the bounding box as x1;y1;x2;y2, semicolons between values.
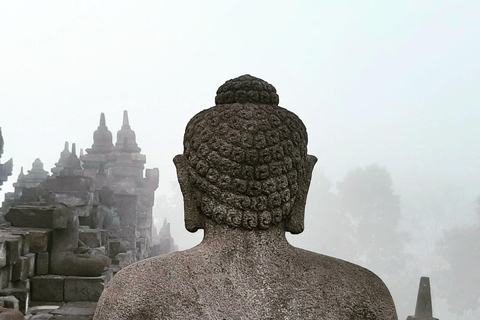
50;203;110;277
95;75;398;320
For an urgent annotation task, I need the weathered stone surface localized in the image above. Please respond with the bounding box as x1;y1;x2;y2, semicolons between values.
107;241;121;258
56;194;93;217
115;225;136;249
79;229;102;248
35;252;49;275
9;232;29;256
135;214;149;230
4;228;52;254
0;295;19;310
27;305;60;315
95;75;398;320
30;314;54;319
29;312;55;319
116;250;135;267
0;267;11;289
11;256;29;281
103;268;113;285
0;242;6;269
151;218;177;256
4;238;20;266
26;229;52;253
406;277;439;320
51;192;93;218
31;275;65;302
25;253;36;277
113;194;137;226
92;187;114;231
0;287;29;314
135;238;146;260
10;278;30;291
45;176;94;193
78;215;94;228
4;206;55;229
99;230;107;247
51;301;97;319
64;275;106;302
51;314;92;320
28;301;64;308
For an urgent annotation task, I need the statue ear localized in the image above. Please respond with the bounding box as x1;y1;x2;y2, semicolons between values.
173;155;205;232
285;155;317;234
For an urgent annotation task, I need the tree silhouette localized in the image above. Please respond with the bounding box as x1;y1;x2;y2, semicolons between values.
337;164;405;267
337;164;415;317
293;168;355;260
436;197;480;317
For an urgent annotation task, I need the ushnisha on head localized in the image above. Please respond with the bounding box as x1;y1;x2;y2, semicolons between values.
174;75;317;234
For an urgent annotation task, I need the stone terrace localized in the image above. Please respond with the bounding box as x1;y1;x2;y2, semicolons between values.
0;111;176;319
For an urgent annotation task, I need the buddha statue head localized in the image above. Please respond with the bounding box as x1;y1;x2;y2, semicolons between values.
174;75;317;234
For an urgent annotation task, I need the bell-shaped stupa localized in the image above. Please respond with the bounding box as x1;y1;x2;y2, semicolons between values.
115;111;141;153
88;113;114;154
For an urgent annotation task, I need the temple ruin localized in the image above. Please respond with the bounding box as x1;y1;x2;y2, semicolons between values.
0;112;175;319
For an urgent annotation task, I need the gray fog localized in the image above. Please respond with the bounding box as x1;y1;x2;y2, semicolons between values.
1;2;479;319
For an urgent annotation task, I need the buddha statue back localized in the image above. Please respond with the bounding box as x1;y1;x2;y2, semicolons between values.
95;75;398;320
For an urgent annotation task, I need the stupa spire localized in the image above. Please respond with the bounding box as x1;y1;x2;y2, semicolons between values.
115;110;140;153
406;277;439;320
87;113;114;154
100;112;106;127
52;142;72;176
13;166;27;189
122;110;130;128
62;143;82;172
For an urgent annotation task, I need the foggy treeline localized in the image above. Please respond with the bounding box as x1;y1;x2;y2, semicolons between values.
155;164;480;320
295;164;479;320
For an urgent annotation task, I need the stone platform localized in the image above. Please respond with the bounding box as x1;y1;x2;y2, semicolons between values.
31;269;113;302
26;301;97;319
0;227;113;317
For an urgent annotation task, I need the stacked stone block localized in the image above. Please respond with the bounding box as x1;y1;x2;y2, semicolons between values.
0;227;52;313
109;193;138;267
0;223;113;316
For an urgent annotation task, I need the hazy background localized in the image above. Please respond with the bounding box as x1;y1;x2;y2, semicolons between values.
1;1;479;319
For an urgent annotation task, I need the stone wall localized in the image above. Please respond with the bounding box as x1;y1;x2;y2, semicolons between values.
0;111;168;318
